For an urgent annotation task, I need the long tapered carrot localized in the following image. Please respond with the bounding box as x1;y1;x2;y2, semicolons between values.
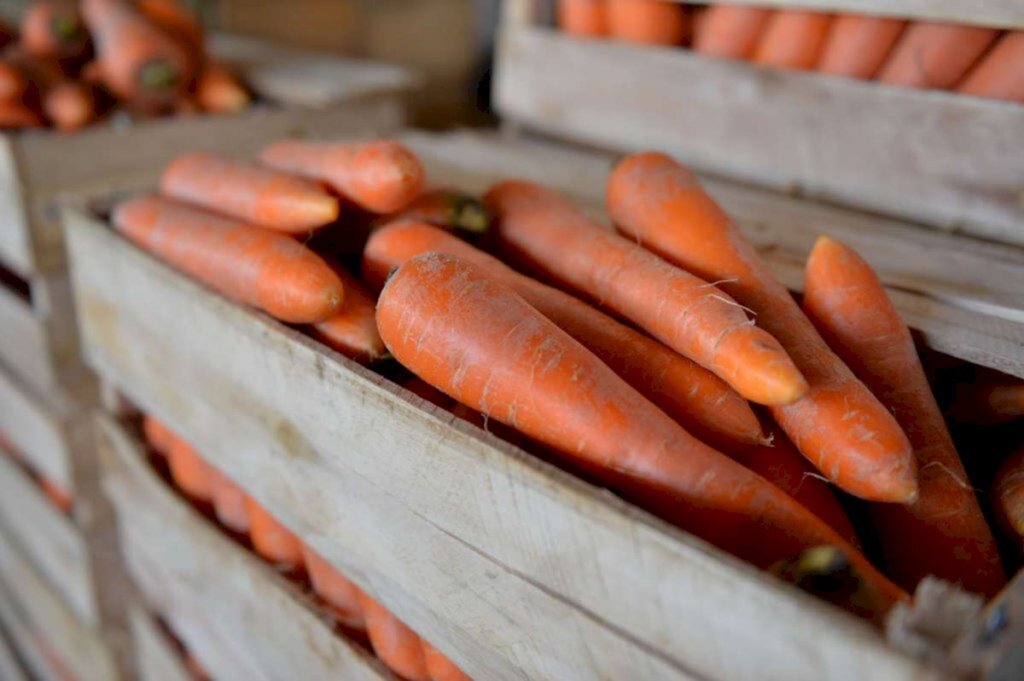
803;237;1004;596
142;414;174;456
608;153;917;503
195;62;250;113
21;2;90;60
558;0;607;38
753;10;833;70
358;594;430;681
994;447;1024;546
693;4;773;60
422;642;472;681
390;190;491;235
113;195;343;323
950;375;1024;425
245;497;303;569
166;437;215;503
488;180;807;407
261;140;426;214
818;15;906;79
43;80;98;131
878;22;999;90
364;220;766;448
309;264;387;364
208;467;250;533
160;152;339;232
302;545;366;629
958;32;1024;102
605;0;686;46
377;253;906;611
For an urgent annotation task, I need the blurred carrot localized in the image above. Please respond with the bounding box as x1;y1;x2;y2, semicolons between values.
166;437;215;503
606;0;686;46
754;10;833;71
0;60;28;99
390;190;490;234
958;32;1024;102
309;264;387;364
558;0;607;38
878;22;998;89
142;414;174;456
195;61;250;113
209;467;249;533
422;642;472;681
302;545;365;629
818;15;906;79
40;477;73;513
693;5;773;60
21;2;90;60
950;374;1024;425
245;497;303;569
359;594;430;681
79;59;103;84
43;80;98;131
994;447;1024;546
0;100;44;128
136;0;203;53
0;20;13;51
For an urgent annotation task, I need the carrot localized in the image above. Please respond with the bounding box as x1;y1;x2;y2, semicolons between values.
112;195;344;323
390;190;490;234
79;59;103;85
21;2;90;60
142;414;174;456
753;10;833;70
818;15;906;79
184;653;211;681
693;4;773;60
245;497;303;569
364;221;767;448
803;237;1004;596
166;437;215;503
40;477;73;513
0;60;28;100
0;100;45;128
558;0;607;38
422;642;472;681
878;22;999;90
208;467;249;534
0;20;13;51
309;264;387;364
950;375;1024;425
376;253;906;611
358;594;430;681
607;153;917;503
136;0;203;53
43;80;98;131
958;32;1024;102
302;545;366;629
488;180;807;406
605;0;686;46
161;152;338;232
994;447;1024;546
261;140;426;214
195;61;250;114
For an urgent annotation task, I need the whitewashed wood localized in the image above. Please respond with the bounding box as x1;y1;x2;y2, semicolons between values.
0;134;32;276
0;367;75;492
66;207;938;681
130;607;203;681
97;415;395;681
495;25;1024;246
0;626;30;681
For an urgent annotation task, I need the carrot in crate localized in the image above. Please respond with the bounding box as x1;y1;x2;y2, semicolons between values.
309;264;387;364
302;545;365;629
958;32;1024;102
0;101;44;128
803;236;1004;596
0;19;13;50
605;0;686;46
422;642;472;681
878;22;999;89
143;414;174;456
113;195;344;323
245;497;304;569
693;4;773;60
43;81;98;131
0;60;28;100
40;477;73;513
136;0;203;53
390;190;490;234
261;140;426;214
754;10;833;70
21;2;90;60
818;15;906;79
195;62;250;113
950;374;1024;425
209;467;249;533
994;447;1024;546
166;437;215;503
487;180;807;407
363;221;767;448
558;0;607;38
359;594;430;681
608;153;916;503
377;253;906;612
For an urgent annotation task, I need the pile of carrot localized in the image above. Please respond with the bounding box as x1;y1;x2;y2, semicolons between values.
0;0;249;132
0;428;73;513
557;1;1024;102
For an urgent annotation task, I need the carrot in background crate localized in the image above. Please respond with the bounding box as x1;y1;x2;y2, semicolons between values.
359;593;430;681
605;0;687;46
817;15;906;79
136;0;203;54
21;2;90;61
878;22;999;90
608;153;917;503
949;373;1024;425
195;62;250;113
0;60;28;100
422;642;472;681
558;0;607;38
389;189;491;234
994;447;1024;547
693;4;773;60
166;437;215;503
0;100;44;128
43;80;99;131
309;264;387;364
302;545;365;629
113;195;344;323
209;467;250;533
245;497;304;569
40;477;73;513
958;32;1024;102
802;236;1005;596
753;10;833;71
142;414;174;456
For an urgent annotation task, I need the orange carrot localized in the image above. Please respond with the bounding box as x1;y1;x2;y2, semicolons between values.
302;545;365;629
21;2;90;60
208;467;249;533
43;80;97;131
950;375;1024;425
605;0;686;46
79;59;103;85
608;153;917;503
693;4;773;60
136;0;203;53
994;447;1024;546
0;60;28;100
40;477;73;513
309;264;387;364
194;61;250;113
0;100;45;128
142;414;174;456
818;15;906;79
363;220;767;448
0;20;13;51
166;437;215;503
245;497;303;569
422;642;472;681
113;195;344;323
958;32;1024;102
878;22;999;90
558;0;607;38
754;10;833;70
488;180;807;407
161;152;338;232
261;140;426;214
390;190;491;234
358;594;430;681
376;253;906;610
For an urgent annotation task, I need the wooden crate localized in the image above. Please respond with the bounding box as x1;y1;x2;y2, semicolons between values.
494;0;1024;246
0;625;31;681
129;606;193;681
95;414;394;681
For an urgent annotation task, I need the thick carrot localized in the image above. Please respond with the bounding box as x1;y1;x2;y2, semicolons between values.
43;81;97;131
818;15;906;79
950;375;1024;425
195;62;250;113
754;10;833;70
958;32;1024;102
21;2;90;60
208;467;250;534
558;0;607;38
309;265;386;363
608;153;917;503
376;253;906;610
112;195;344;323
994;447;1024;546
261;140;426;214
605;0;686;46
878;22;999;90
166;437;215;503
142;414;174;456
693;5;773;60
40;477;73;513
358;594;430;681
136;0;203;53
390;190;490;235
364;221;767;448
488;180;807;407
803;237;1004;596
245;497;303;569
422;642;472;681
302;545;365;629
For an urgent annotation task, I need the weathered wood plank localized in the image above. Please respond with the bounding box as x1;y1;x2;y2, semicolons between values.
0;625;29;681
130;606;206;681
0;367;74;492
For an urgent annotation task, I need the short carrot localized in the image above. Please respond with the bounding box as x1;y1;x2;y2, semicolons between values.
558;0;607;38
363;220;767;447
488;180;807;407
950;374;1024;425
194;62;250;113
113;195;344;323
245;497;304;569
302;545;366;629
958;32;1024;102
21;2;90;60
607;153;917;503
136;0;203;53
142;414;174;456
390;190;491;234
878;22;999;90
605;0;687;46
166;437;215;503
376;253;906;610
803;237;1004;596
43;80;98;131
358;593;430;681
40;477;73;513
309;263;387;364
261;139;426;214
693;4;773;60
818;15;906;79
208;467;250;534
994;447;1024;546
422;642;472;681
753;10;833;71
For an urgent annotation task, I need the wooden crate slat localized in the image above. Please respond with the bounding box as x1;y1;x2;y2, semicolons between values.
66;206;934;681
0;624;30;681
0;367;75;492
0;134;32;276
0;282;55;397
130;607;193;681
